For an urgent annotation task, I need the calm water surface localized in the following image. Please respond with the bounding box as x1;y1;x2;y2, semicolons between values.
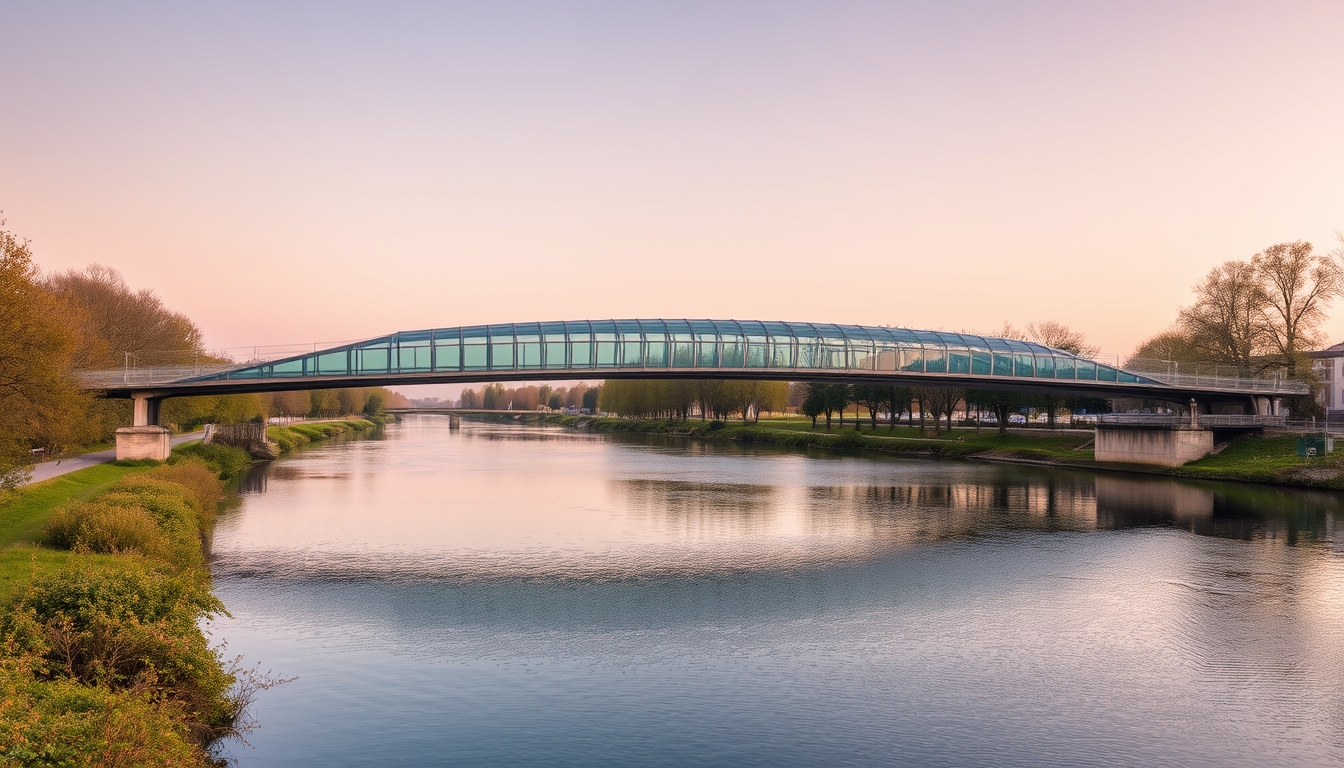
212;416;1344;766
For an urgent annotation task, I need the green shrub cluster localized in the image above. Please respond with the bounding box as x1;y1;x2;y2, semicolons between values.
3;458;244;764
172;442;254;479
42;465;216;571
2;562;235;763
267;418;375;452
0;660;204;766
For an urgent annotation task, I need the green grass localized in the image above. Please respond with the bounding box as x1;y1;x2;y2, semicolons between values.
0;463;158;548
267;418;377;452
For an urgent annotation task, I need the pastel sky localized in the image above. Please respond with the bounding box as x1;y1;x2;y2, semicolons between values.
3;1;1343;368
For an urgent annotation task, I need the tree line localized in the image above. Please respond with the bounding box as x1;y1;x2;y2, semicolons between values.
0;219;407;488
596;379;789;421
459;382;600;411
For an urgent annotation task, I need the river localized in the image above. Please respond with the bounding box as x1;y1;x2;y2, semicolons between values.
211;415;1344;766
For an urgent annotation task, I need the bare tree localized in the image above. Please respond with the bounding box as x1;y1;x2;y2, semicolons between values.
1177;260;1269;368
1025;320;1099;357
1253;240;1344;375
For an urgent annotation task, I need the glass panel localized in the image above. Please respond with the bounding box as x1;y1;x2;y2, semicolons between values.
398;344;431;372
721;341;744;367
948;350;971;374
696;341;717;367
770;341;793;368
273;358;304;377
358;347;389;374
544;342;566;368
436;343;461;371
901;346;924;372
318;351;349;375
621;340;642;367
491;342;515;369
463;345;487;370
1055;355;1075;379
746;343;767;368
924;348;946;373
992;353;1014;376
1118;370;1141;383
873;344;898;371
1075;359;1097;380
517;342;541;369
645;341;668;367
1014;354;1034;377
596;341;617;367
849;342;873;370
570;340;592;367
822;341;847;369
1096;364;1118;382
797;340;820;369
672;342;694;368
1035;355;1055;379
971;351;991;375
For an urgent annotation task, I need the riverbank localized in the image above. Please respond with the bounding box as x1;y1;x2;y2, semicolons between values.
0;417;377;764
467;413;1344;491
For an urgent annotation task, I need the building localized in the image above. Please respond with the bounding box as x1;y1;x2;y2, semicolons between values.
1308;342;1344;418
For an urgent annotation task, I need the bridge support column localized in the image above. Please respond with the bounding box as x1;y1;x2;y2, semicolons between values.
1095;424;1214;467
116;393;170;461
448;414;461;430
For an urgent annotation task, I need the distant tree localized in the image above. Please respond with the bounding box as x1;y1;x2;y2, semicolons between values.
1178;260;1269;368
547;390;565;410
362;391;385;417
752;381;789;419
888;385;912;428
337;388;362;415
1024;320;1099;357
460;388;481;409
1252;240;1344;376
966;389;1029;436
482;383;506;409
582;384;601;413
800;385;825;428
851;384;885;428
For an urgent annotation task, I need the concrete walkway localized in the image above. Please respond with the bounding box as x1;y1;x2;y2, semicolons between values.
23;431;204;486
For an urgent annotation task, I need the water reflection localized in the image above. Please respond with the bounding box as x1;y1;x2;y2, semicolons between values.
212;417;1344;768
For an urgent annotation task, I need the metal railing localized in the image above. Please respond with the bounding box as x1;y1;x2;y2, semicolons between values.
78;365;244;389
1120;358;1308;395
1097;414;1287;428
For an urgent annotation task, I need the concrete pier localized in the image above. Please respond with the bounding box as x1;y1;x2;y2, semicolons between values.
114;426;172;461
1094;424;1214;467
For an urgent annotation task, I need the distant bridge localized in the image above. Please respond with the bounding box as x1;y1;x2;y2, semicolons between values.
78;319;1305;428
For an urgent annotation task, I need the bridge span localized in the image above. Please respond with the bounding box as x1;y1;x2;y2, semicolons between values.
78;319;1305;462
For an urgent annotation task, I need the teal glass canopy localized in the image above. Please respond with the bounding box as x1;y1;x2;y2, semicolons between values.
190;320;1159;385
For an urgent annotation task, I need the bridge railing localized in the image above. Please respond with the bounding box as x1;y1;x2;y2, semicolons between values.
78;365;244;389
1119;358;1308;395
1097;414;1288;428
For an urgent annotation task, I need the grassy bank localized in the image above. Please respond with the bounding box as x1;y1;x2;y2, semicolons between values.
519;414;1344;490
266;418;378;452
0;419;373;763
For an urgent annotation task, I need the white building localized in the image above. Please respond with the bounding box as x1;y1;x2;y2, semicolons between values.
1308;342;1344;417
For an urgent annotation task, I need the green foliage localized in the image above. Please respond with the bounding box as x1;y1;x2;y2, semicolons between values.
2;561;237;747
42;473;211;571
0;662;207;766
266;419;375;453
172;442;253;480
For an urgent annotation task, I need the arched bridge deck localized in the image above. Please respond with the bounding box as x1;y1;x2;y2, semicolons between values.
80;319;1306;409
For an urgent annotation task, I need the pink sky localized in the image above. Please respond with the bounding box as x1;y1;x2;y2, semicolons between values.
3;1;1342;397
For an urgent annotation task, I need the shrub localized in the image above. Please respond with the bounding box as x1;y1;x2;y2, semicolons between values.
171;442;253;480
145;459;223;528
44;502;169;560
2;562;238;746
0;663;208;767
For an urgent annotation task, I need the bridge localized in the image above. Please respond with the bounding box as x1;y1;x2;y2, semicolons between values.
79;319;1306;463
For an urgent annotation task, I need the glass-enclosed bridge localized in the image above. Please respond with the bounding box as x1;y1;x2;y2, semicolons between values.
81;319;1306;426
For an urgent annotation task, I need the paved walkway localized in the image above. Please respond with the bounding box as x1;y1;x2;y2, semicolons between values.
24;431;204;486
